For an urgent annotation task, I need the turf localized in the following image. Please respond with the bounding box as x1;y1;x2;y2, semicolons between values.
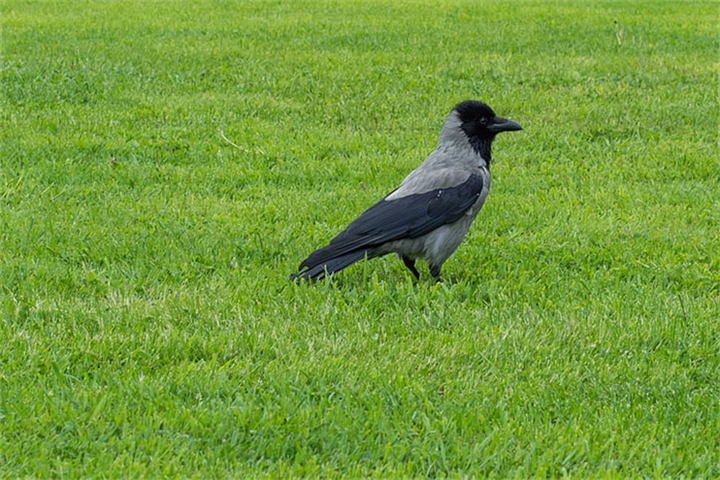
1;1;719;478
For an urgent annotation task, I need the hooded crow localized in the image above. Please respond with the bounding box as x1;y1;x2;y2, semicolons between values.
291;100;522;281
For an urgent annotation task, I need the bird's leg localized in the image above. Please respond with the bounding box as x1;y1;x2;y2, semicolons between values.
429;263;442;282
401;256;420;280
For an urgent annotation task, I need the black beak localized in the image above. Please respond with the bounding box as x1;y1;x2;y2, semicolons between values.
488;117;523;133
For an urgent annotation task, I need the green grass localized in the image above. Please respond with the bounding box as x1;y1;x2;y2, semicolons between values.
1;0;719;477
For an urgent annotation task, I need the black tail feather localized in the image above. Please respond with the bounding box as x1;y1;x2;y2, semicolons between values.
291;249;373;280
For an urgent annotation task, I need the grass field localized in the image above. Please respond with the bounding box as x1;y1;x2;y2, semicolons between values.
1;1;719;478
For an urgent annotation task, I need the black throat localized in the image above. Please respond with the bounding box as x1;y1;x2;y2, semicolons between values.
466;135;494;166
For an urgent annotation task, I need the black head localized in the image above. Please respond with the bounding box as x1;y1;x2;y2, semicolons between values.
453;100;522;161
455;100;522;139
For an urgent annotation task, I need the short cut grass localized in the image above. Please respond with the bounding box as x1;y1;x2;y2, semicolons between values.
1;1;718;478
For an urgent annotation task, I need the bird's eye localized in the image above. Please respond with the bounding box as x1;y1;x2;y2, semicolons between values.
479;117;488;125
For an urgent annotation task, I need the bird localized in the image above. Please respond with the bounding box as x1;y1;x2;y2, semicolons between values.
291;100;522;281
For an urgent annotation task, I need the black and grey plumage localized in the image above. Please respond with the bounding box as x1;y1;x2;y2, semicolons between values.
291;100;522;281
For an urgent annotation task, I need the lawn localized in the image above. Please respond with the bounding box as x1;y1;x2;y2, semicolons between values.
1;0;718;478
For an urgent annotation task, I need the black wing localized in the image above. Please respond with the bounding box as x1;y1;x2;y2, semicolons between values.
293;173;484;279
